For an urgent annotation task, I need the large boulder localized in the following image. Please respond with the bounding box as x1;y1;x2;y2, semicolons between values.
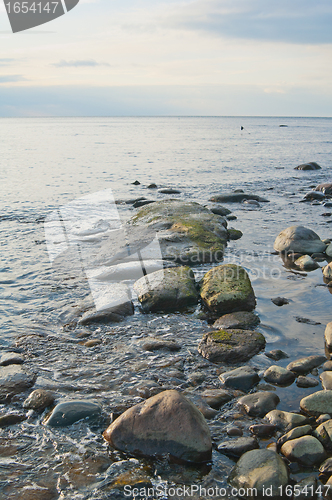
133;266;198;313
129;200;228;264
274;226;326;255
198;329;265;363
295;162;321;170
229;449;288;499
200;264;256;315
103;390;212;463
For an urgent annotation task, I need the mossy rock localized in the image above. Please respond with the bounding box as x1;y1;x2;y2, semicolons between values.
228;229;243;241
200;264;256;315
213;311;260;330
198;329;266;363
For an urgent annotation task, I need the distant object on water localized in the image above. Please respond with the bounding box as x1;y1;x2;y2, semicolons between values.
279;125;288;127
240;126;250;134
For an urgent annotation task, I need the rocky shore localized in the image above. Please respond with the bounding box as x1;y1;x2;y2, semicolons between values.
2;180;332;499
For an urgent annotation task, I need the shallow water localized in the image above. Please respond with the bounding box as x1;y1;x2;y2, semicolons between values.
1;116;332;498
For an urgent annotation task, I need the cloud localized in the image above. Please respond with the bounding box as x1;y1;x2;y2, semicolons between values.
52;59;110;67
162;0;332;44
0;58;16;66
0;75;26;83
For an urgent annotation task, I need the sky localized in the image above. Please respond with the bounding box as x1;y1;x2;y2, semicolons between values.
1;0;332;116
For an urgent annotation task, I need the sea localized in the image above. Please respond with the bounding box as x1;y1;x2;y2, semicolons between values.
0;116;332;498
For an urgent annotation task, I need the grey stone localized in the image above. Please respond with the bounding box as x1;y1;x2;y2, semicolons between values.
280;435;325;466
23;389;55;411
271;297;289;306
103;390;212;463
217;437;258;458
200;389;233;409
238;392;280;417
323;361;332;371
319;457;332;476
210;193;269;203
323;262;332;280
274;226;326;254
296;376;319;388
44;400;101;427
200;264;256;315
316;414;331;425
263;365;296;386
315;183;332;195
295;477;318;500
302;191;326;201
228;228;243;240
320;372;332;390
204;203;231;216
300;390;332;417
277;424;312;447
295;255;320;271
325;322;332;350
79;299;134;325
326;244;332;258
229;449;288;498
315;419;332;442
198;328;265;364
0;352;24;366
226;426;243;437
219;366;260;392
265;410;308;433
295;162;321;170
265;349;289;361
139;338;181;352
213;311;260;330
249;424;277;438
0;365;36;402
134;266;198;313
287;355;326;374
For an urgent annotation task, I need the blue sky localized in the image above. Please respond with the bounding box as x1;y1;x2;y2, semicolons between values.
0;0;332;116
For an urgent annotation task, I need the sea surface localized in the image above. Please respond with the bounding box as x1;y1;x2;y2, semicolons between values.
1;116;332;498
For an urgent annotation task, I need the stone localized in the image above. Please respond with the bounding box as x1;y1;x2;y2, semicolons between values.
249;424;277;438
295;255;320;271
323;262;332;280
242;199;260;207
133;266;198;313
315;183;332;195
325;322;332;350
44;400;102;427
219;366;260;392
265;349;289;361
204;203;232;216
198;329;265;363
0;413;27;427
147;183;157;189
300;390;332;417
139;338;181;352
326;244;332;258
302;191;325;201
271;297;289;306
213;311;260;330
103;390;212;463
229;449;288;498
323;361;332;371
130;200;227;264
0;352;24;366
294;162;321;170
316;414;331;425
287;355;326;374
79;298;134;325
132;200;155;208
265;410;308;433
83;339;102;347
319;457;332;477
210;193;269;203
23;389;55;411
295;477;318;500
158;188;181;194
200;264;256;315
238;392;279;417
200;389;233;409
277;424;312;447
228;229;243;240
263;365;296;386
320;372;332;390
296;376;319;388
0;365;36;402
315;419;332;447
280;435;325;466
227;425;243;437
217;437;258;458
274;226;326;254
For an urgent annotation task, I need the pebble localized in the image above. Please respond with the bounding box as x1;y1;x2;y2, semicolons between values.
271;297;289;306
320;371;332;390
277;424;312;447
263;365;296;386
280;435;325;466
0;352;24;366
219;366;260;392
296;375;319;388
217;437;259;458
44;400;102;427
238;391;280;417
265;410;308;432
23;389;55;411
287;355;326;374
265;349;289;361
300;390;332;416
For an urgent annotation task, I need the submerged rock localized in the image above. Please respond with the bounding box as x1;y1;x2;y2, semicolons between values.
200;264;256;315
300;390;332;417
271;296;289;306
129;200;228;264
219;366;260;392
103;390;212;463
274;226;326;255
0;365;36;402
133;266;198;313
210;193;269;203
79;296;134;325
238;391;280;417
23;389;55;411
229;449;288;499
198;329;265;363
0;352;24;366
44;400;102;427
265;349;289;361
296;376;319;388
295;162;321;170
281;435;325;466
213;311;260;330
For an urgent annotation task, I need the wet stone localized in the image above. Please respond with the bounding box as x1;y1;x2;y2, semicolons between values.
277;424;312;447
200;389;233;409
249;424;277;438
320;372;332;390
44;400;102;427
0;365;36;402
265;410;308;433
323;361;332;371
217;437;259;458
295;477;318;500
325;322;332;351
212;311;260;330
198;329;265;364
319;457;332;477
226;425;243;437
0;352;24;366
238;392;280;418
280;435;325;466
274;225;326;254
139;338;181;352
316;414;331;425
315;418;332;441
300;390;332;417
0;413;27;427
23;389;55;411
287;355;326;374
219;366;260;392
296;375;319;388
295;255;320;271
263;365;296;386
271;297;289;306
265;349;289;361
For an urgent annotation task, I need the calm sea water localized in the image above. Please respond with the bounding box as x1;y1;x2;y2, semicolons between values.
1;117;332;498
